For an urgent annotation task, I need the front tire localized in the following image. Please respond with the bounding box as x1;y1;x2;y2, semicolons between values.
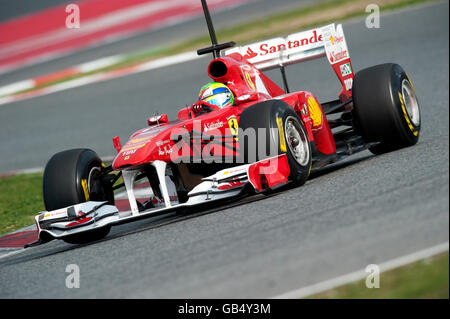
238;100;312;186
43;148;114;244
352;63;420;154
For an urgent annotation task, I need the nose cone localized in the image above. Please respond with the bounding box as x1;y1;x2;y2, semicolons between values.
112;125;167;170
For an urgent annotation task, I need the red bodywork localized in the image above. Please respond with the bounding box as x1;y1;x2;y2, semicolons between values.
112;52;343;170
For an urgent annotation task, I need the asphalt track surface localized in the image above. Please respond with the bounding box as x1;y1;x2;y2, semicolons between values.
0;2;448;298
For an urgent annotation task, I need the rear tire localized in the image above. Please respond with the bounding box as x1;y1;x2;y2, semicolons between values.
43;148;114;244
352;63;420;154
238;100;312;186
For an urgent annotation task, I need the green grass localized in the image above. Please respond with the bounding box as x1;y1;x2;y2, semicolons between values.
309;252;449;298
0;173;44;235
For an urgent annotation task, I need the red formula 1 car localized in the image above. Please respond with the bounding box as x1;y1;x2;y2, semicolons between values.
31;0;421;245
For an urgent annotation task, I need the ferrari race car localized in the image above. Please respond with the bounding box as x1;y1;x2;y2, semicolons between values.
30;0;421;246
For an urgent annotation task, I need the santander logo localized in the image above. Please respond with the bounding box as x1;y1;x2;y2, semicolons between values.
243;47;258;59
243;30;323;59
329;49;348;63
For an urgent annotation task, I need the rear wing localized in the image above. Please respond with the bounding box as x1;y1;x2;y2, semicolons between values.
225;24;354;101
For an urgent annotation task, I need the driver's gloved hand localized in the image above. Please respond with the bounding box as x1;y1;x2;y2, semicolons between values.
191;101;216;114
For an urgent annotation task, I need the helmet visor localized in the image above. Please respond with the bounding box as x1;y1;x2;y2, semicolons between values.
204;92;233;108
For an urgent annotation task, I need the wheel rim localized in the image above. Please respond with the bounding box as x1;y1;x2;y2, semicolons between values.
401;79;420;126
284;116;310;166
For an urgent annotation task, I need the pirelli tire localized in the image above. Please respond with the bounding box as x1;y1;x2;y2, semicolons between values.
42;148;114;244
238;99;312;186
352;63;421;154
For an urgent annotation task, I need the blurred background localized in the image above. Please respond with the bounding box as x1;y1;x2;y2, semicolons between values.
0;0;313;83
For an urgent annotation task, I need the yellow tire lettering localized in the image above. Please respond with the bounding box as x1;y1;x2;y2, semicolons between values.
81;179;90;201
398;92;417;135
276;117;287;153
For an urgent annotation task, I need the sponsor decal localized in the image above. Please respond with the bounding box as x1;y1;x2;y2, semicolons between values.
340;62;352;76
227;117;239;136
261;31;323;56
330;35;344;45
122;149;137;156
222;167;246;176
322;24;350;66
307;96;322;127
158;145;173;156
344;78;353;91
241;30;324;59
329;49;348;63
120;143;146;153
156;139;170;147
43;209;67;219
276;117;287;153
244;71;256;91
204;119;224;132
243;47;257;59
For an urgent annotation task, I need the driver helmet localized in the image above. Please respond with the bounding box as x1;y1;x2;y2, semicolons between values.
198;82;234;108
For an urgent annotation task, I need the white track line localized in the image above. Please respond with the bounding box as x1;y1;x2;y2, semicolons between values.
0;79;34;96
272;241;449;299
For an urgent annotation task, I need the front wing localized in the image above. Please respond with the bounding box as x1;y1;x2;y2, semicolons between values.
34;155;290;242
